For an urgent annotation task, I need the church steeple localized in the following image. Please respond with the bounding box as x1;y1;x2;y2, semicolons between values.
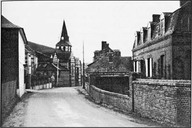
56;20;72;52
60;20;69;41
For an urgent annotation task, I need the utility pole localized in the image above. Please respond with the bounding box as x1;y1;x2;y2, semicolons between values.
82;41;85;89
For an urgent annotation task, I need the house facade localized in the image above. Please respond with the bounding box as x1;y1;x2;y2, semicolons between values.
1;15;27;121
132;1;191;80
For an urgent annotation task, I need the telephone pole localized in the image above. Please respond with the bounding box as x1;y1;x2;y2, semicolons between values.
82;41;85;89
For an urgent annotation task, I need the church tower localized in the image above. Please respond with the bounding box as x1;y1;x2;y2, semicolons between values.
56;20;72;56
55;20;72;87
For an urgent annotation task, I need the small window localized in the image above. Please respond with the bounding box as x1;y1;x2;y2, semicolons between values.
66;46;69;51
109;54;113;62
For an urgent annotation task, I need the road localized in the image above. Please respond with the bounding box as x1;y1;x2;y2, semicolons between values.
3;87;158;127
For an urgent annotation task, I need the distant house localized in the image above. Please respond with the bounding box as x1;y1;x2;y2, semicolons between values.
1;15;27;121
87;41;132;73
132;1;191;80
25;42;38;89
87;41;132;94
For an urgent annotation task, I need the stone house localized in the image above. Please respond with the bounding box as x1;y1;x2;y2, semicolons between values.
87;41;132;73
1;15;27;121
87;41;132;94
132;1;191;80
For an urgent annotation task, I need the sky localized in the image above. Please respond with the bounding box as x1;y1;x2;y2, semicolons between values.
2;1;180;63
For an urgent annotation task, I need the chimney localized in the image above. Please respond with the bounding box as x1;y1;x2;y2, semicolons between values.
102;41;107;50
152;14;160;22
180;0;189;6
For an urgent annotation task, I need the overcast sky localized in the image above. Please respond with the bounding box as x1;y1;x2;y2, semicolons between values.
2;1;180;63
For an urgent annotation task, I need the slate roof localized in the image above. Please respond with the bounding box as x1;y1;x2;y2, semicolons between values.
132;1;191;50
2;15;28;44
36;63;59;71
87;56;132;73
28;41;55;56
1;15;21;28
56;20;71;46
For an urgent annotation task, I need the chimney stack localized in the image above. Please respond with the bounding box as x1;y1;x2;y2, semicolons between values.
102;41;107;50
152;14;160;22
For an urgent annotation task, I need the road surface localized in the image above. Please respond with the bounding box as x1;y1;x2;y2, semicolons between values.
3;87;159;127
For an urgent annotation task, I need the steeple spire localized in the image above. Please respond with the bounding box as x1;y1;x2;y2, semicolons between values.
61;20;69;41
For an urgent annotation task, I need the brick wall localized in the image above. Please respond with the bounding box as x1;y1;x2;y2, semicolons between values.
1;80;18;122
88;84;132;113
132;79;191;126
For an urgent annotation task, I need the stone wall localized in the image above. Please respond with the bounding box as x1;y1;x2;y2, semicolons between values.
88;85;132;113
2;80;18;123
132;79;191;126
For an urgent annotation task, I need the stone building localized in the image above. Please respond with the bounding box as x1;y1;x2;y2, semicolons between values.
1;15;27;122
27;20;82;87
87;41;132;94
87;41;132;73
132;1;191;80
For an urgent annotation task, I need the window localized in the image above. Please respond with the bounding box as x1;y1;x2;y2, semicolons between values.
109;54;113;63
160;55;165;78
66;46;68;51
145;58;152;77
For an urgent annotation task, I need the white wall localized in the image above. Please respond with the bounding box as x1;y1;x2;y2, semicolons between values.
17;31;26;97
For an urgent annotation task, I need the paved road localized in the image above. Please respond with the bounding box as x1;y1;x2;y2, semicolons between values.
3;87;158;127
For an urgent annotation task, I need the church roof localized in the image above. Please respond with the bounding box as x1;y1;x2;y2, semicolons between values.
28;41;55;55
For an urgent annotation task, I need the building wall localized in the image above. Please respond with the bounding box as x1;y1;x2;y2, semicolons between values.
133;36;173;79
132;1;191;80
1;29;19;123
17;32;26;97
132;79;191;126
58;70;69;87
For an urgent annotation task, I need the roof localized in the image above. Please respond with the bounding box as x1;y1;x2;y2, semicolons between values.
87;56;132;73
56;40;71;46
132;1;191;50
1;15;21;28
36;63;59;71
56;20;72;46
55;49;71;62
2;15;28;44
28;41;55;55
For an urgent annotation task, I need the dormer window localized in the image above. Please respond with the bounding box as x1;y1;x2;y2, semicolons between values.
61;37;64;40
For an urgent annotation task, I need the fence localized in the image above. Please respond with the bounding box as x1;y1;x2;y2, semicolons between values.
30;75;52;90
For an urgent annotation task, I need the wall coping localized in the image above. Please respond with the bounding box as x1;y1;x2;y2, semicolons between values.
90;85;130;99
132;79;191;87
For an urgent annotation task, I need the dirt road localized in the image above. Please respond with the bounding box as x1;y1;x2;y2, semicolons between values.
3;87;159;127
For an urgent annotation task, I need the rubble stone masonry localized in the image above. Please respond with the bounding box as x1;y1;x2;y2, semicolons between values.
132;79;191;126
88;85;132;113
